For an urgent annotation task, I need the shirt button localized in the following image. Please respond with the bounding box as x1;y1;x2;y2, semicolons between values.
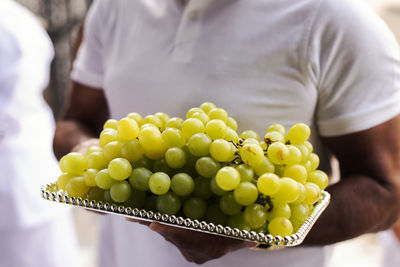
188;10;199;21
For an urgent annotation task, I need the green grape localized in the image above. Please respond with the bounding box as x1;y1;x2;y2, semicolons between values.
95;169;115;190
274;164;285;176
266;123;286;135
286;145;302;165
236;164;254;183
165;117;184;129
307;170;329;190
152;158;173;176
260;141;268;151
87;151;107;170
165;147;187;169
183;197;207;219
108;158;132;181
182;146;198;167
195;157;220;178
292;182;306;204
65;177;90;198
263;131;285;144
239;130;260;141
272;177;300;203
239;143;264;167
156;192;181;215
148;172;171;195
267;203;291;220
287;123;310;145
226;117;238;131
127;112;143;124
283;164;307;184
304;161;312;174
83;168;98;187
87;187;105;201
208;108;228;122
210;176;227;196
233;182;258;206
141;115;163;129
162;128;186;148
99;129;121;148
205;119;227;140
244;203;267;229
253;157;275;176
209;139;235;162
139;124;163;150
205;204;227;226
57;173;74;191
304;140;313;153
171;173;195;196
124;189;146;209
257;173;280;196
228;213;251;231
110;181;132;203
304;182;321;204
181;118;205;139
267;142;290;165
102;141;123;163
242;138;259;146
121;139;144;163
103;190;115;204
86;146;102;155
295;144;310;164
224;127;239;143
129;167;152;191
309;153;320;170
268;217;293;237
220;192;242;215
118;117;139;140
290;203;309;230
144;194;158;211
186;107;205;118
216;166;241;191
133;156;153;169
154;112;170;126
193;176;213;199
187;133;211;157
142;141;167;160
191;112;210;125
59;152;87;174
254;223;269;234
103;119;118;130
200;102;216;113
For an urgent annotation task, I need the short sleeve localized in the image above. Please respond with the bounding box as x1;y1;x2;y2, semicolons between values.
71;0;111;88
307;0;400;137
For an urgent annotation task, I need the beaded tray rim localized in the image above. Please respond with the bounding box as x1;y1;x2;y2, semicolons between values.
41;182;330;247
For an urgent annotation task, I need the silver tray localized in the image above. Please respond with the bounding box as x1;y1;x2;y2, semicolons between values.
41;182;330;248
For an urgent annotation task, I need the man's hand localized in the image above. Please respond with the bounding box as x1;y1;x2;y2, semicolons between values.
71;138;100;155
147;222;257;264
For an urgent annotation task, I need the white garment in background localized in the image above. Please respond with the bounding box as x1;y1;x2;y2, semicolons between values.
72;0;400;266
0;0;78;266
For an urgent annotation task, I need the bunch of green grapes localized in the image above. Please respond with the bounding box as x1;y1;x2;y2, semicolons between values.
57;102;328;238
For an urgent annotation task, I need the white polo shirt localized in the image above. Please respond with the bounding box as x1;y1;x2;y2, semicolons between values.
72;0;400;266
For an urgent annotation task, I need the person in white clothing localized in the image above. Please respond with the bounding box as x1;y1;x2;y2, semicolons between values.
0;1;79;266
54;0;400;266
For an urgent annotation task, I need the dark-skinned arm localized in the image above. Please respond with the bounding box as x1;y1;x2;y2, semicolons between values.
304;115;400;244
53;82;109;159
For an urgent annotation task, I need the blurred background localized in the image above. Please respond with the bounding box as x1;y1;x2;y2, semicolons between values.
12;0;400;266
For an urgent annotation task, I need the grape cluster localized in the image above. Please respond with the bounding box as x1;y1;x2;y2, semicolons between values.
57;102;328;237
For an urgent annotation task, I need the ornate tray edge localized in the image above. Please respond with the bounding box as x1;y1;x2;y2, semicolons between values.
41;182;330;247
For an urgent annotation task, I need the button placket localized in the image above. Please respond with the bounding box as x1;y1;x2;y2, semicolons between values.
172;0;214;63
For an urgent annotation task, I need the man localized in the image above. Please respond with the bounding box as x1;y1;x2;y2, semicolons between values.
54;0;400;266
0;0;79;266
